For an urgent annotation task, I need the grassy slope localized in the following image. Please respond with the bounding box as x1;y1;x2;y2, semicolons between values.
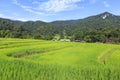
0;38;120;80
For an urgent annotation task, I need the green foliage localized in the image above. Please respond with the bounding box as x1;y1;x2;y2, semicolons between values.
0;12;120;43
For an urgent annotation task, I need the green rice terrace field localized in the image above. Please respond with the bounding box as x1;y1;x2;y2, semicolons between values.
0;38;120;80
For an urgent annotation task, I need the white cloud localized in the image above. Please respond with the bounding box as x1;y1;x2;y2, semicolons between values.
103;1;110;8
0;14;4;17
0;13;27;21
12;0;43;15
15;18;28;21
12;0;84;14
12;13;19;16
38;0;83;12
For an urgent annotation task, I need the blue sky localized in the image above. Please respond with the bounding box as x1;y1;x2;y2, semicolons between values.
0;0;120;22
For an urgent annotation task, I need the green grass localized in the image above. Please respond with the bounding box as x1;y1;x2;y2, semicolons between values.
0;38;120;80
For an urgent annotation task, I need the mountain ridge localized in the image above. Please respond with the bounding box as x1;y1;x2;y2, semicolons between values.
0;12;120;43
0;12;119;23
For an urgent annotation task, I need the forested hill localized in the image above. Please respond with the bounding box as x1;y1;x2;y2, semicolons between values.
50;12;120;31
0;12;120;43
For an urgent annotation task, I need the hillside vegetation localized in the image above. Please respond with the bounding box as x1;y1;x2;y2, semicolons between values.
0;12;120;43
0;38;120;80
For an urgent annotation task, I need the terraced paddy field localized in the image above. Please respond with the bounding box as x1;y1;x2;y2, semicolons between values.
0;38;120;80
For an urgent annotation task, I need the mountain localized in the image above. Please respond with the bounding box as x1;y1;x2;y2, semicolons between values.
48;12;120;34
51;12;120;28
77;12;120;28
1;12;120;29
0;12;120;43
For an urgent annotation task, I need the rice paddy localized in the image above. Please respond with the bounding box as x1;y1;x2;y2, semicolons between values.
0;38;120;80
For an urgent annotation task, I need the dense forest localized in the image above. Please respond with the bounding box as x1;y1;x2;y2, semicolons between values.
0;12;120;43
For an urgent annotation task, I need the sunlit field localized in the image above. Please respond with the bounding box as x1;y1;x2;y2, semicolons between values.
0;38;120;80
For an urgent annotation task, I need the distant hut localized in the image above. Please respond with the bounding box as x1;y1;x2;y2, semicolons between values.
60;39;71;42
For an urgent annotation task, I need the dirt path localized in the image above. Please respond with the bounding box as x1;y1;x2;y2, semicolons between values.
98;48;117;64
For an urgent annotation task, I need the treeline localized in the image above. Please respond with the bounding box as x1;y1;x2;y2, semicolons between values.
0;12;120;43
0;20;56;40
0;19;120;43
72;28;120;43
